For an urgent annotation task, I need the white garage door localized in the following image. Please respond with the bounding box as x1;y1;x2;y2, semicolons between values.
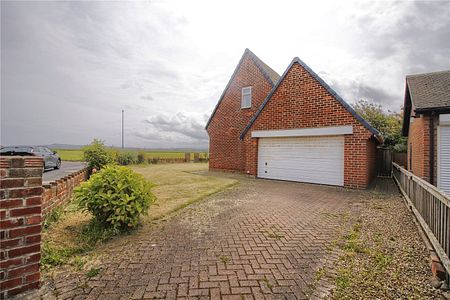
258;136;344;186
438;125;450;196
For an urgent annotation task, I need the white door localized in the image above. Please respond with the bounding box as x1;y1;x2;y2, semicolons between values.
438;125;450;196
258;136;344;186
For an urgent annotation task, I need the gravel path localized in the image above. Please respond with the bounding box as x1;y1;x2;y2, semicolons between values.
330;180;445;299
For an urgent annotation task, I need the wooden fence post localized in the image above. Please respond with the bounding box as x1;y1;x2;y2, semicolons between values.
184;152;190;162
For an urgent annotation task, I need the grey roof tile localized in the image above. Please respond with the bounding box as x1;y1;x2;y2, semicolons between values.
246;49;280;85
406;70;450;110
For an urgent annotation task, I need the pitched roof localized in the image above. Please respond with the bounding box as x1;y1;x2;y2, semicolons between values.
240;57;382;142
205;49;280;129
249;50;280;85
406;70;450;111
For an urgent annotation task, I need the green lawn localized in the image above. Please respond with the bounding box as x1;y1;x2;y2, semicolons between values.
54;149;207;162
132;163;236;221
41;163;236;272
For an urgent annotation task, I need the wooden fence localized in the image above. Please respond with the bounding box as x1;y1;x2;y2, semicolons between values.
377;149;407;177
393;152;407;167
392;162;450;281
377;148;392;177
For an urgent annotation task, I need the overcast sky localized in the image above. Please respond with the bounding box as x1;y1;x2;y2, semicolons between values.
1;0;449;149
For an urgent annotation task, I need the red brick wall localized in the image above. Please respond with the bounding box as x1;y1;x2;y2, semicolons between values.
0;156;43;298
207;53;274;172
407;114;438;184
243;63;375;189
42;168;88;217
407;114;429;180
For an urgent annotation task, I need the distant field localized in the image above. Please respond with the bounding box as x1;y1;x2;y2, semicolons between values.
54;149;83;161
53;149;207;162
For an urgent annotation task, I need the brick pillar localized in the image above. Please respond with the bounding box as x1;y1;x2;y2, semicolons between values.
0;156;43;298
185;152;191;162
193;153;200;162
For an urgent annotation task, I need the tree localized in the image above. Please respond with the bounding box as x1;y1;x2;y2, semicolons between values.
353;99;406;151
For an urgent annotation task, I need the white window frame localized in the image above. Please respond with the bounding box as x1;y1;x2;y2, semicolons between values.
241;87;252;109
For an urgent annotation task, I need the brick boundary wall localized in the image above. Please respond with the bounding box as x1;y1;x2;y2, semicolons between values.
0;156;43;299
42;168;89;217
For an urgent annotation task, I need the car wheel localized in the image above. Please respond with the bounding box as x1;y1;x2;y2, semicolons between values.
55;159;61;170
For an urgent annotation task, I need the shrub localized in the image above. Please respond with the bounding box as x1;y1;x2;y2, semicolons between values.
82;139;115;170
117;151;137;165
137;151;146;164
147;157;159;164
75;165;155;231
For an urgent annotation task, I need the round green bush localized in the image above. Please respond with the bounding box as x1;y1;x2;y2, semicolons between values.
117;151;137;165
82;139;115;170
75;165;155;231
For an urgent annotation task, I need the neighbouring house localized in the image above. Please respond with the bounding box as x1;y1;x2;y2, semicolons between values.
206;49;382;189
402;70;450;195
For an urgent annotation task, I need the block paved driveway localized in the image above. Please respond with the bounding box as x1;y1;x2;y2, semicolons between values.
49;176;361;299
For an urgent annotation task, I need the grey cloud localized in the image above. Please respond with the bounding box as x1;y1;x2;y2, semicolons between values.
353;1;450;72
143;112;208;142
331;79;397;107
120;83;131;89
137;62;181;80
2;0;449;149
141;94;154;101
1;1;194;147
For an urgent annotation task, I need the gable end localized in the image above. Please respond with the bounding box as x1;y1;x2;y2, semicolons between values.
240;57;382;142
205;49;280;130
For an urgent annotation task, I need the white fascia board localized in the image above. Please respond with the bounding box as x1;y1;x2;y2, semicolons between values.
251;125;353;138
439;114;450;126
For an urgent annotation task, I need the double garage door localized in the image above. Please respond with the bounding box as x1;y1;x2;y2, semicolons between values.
438;124;450;196
257;136;344;186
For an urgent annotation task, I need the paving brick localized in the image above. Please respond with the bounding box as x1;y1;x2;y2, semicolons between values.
42;177;358;299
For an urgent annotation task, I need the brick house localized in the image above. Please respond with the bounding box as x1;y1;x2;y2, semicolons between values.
402;70;450;195
206;49;382;189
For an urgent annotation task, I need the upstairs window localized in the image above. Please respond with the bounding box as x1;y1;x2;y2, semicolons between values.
241;87;252;109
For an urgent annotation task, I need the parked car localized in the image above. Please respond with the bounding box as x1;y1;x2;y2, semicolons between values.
0;146;61;170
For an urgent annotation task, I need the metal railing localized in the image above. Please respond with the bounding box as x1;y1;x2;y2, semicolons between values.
392;162;450;280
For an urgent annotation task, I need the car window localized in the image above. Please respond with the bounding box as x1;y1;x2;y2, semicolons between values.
0;147;14;153
38;147;48;154
0;146;32;153
43;147;52;154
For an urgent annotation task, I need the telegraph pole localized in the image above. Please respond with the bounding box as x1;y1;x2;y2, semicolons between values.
121;110;124;149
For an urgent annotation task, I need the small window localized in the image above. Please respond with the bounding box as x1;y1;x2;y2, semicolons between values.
241;87;252;109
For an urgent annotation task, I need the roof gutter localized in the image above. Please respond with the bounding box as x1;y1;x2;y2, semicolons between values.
415;106;450;114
